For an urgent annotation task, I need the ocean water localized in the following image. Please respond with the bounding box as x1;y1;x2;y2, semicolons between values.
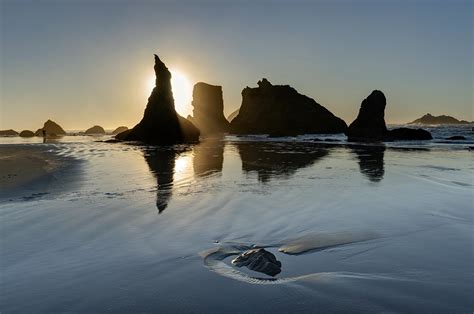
1;126;473;313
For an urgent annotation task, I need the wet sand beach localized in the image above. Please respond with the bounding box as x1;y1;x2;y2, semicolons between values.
0;133;473;312
0;146;61;189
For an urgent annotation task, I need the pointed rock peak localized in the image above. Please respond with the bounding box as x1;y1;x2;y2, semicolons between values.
367;90;386;102
153;53;171;85
257;78;272;88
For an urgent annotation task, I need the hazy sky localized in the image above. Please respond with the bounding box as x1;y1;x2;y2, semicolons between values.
1;0;472;130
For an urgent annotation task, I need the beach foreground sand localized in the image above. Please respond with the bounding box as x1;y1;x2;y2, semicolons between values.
0;146;64;191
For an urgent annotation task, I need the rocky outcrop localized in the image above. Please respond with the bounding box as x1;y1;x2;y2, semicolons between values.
35;120;66;136
85;125;105;135
227;109;240;122
0;129;18;136
187;83;229;134
446;136;466;140
346;90;432;141
111;126;128;135
409;113;471;125
385;128;433;141
231;248;282;276
345;90;387;141
19;130;35;137
230;79;347;135
117;54;199;144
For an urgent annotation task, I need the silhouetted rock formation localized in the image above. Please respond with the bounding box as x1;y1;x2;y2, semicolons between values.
143;148;184;213
346;90;432;141
345;90;387;141
85;125;105;135
193;136;224;177
446;136;466;140
111;126;128;135
117;54;200;144
235;141;329;182
19;130;35;137
232;248;282;277
187;83;229;134
409;113;471;125
230;79;347;135
351;145;385;182
0;129;18;136
35;120;66;136
227;109;240;122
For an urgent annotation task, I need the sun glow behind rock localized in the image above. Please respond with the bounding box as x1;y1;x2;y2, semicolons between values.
145;69;192;117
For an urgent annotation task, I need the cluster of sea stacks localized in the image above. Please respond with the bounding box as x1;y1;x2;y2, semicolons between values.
2;53;468;143
0;119;128;138
113;53;441;144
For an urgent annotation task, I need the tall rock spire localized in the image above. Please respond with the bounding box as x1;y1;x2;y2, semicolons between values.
117;54;199;144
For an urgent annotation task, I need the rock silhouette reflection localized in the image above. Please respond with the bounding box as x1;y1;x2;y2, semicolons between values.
351;145;385;182
143;147;187;213
193;136;225;178
235;142;329;182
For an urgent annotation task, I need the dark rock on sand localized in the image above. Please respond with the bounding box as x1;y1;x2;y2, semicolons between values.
85;125;106;135
346;90;432;141
230;78;347;135
445;135;466;140
0;129;19;136
111;126;128;135
117;54;199;144
227;109;240;122
385;128;433;140
409;113;471;125
35;120;66;136
231;248;282;276
187;83;229;134
19;130;35;137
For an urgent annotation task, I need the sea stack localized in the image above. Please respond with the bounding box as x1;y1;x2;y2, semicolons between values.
35;119;66;136
111;126;128;135
187;83;229;134
346;90;432;141
85;125;106;135
0;129;19;136
116;54;200;144
19;130;35;137
230;79;347;135
345;90;388;141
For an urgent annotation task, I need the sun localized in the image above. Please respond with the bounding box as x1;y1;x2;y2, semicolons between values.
146;69;193;117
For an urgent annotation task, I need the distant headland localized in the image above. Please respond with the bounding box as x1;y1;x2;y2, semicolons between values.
408;114;472;125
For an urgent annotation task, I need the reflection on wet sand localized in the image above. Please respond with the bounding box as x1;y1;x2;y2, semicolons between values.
234;142;329;182
350;145;385;182
143;148;182;213
193;136;225;178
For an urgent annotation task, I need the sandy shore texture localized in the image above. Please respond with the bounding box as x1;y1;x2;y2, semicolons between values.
0;146;65;193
